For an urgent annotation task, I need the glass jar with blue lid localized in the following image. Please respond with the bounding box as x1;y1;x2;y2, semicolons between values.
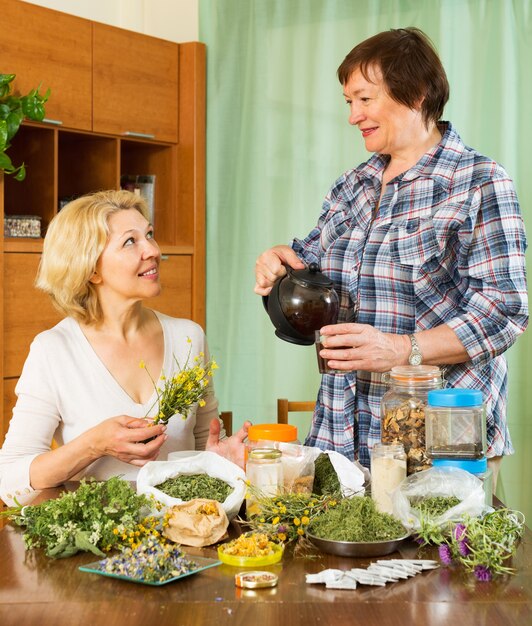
425;389;486;460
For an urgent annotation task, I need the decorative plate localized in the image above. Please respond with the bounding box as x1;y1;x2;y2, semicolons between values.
79;554;221;586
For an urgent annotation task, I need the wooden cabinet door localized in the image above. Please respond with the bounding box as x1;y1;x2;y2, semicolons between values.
93;23;178;143
0;0;92;131
145;255;193;320
0;173;4;439
3;252;63;378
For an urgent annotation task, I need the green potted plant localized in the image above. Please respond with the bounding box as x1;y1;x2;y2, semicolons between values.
0;73;49;181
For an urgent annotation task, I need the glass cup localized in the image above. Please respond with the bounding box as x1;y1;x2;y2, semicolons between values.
315;330;336;374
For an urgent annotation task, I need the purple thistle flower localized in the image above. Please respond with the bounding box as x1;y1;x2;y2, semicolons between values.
438;544;453;565
474;565;493;582
453;523;467;542
452;523;470;557
457;540;470;557
277;525;287;533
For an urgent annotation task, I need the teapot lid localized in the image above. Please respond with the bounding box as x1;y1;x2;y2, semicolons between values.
287;262;334;289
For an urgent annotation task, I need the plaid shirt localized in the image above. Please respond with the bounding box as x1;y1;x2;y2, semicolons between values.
293;122;528;468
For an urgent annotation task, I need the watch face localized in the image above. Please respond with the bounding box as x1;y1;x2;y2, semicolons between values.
409;353;422;366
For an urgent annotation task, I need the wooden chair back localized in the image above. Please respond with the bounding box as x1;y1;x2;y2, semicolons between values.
277;399;315;425
220;411;233;436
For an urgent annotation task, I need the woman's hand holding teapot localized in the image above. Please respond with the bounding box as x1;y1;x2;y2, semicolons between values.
254;245;305;295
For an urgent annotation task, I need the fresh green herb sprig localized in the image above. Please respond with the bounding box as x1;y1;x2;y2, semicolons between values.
244;486;337;542
2;477;154;558
416;516;447;546
308;496;407;542
417;508;525;580
155;474;232;503
96;536;196;583
411;496;463;547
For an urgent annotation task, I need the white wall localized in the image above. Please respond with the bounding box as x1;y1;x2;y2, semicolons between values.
21;0;199;42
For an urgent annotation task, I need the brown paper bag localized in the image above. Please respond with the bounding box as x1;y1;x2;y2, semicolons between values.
163;498;229;547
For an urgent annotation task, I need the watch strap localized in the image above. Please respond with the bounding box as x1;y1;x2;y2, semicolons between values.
408;334;423;365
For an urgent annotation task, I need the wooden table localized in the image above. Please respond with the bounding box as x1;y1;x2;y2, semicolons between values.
1;487;531;626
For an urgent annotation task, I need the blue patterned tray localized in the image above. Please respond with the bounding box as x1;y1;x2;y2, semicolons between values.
79;554;221;586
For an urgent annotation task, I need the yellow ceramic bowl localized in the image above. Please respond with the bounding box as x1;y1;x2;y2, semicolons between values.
217;542;283;567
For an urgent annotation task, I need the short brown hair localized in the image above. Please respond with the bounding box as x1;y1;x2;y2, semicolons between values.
337;27;449;126
36;189;149;325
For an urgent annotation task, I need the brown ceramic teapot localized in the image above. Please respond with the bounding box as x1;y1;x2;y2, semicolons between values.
262;263;339;345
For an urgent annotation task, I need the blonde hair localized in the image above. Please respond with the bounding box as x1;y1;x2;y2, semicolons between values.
36;189;149;325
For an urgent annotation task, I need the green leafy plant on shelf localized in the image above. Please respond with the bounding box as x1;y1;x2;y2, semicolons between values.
0;73;50;181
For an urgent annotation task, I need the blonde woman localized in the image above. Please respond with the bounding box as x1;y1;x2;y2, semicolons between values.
0;190;249;505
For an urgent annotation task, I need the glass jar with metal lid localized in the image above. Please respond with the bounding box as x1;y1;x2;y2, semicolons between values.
425;388;486;460
381;365;444;475
245;448;283;517
370;442;407;514
247;423;299;448
245;423;299;465
235;571;279;589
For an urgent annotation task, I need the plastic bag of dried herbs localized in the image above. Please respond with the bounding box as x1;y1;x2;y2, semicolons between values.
136;452;246;520
252;440;317;495
392;467;487;532
312;450;369;497
261;446;368;497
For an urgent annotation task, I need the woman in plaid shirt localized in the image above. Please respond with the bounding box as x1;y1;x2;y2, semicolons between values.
254;28;528;486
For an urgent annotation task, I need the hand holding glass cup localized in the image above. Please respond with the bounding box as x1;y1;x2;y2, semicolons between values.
315;305;358;373
315;330;337;374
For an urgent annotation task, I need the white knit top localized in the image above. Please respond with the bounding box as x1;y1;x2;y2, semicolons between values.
0;311;219;505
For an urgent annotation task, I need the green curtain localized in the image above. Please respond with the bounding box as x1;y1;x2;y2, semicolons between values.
199;0;532;520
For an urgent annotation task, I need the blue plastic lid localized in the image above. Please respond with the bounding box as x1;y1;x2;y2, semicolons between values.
432;457;488;474
427;388;483;407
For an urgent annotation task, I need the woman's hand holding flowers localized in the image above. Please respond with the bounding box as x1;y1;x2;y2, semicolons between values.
87;415;167;467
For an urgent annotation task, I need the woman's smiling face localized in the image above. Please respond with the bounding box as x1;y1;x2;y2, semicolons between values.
92;208;161;303
343;64;425;158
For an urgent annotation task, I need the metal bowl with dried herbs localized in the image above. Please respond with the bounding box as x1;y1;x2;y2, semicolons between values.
306;495;408;554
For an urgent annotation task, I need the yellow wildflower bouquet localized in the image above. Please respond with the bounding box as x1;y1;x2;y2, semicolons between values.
243;484;338;543
141;338;217;425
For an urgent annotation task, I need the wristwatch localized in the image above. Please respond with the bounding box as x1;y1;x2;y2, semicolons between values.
408;334;423;366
